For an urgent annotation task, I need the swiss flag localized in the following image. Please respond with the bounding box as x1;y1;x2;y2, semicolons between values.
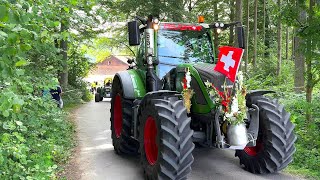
214;46;244;82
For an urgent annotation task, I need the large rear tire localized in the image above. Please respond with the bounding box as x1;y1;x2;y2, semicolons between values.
138;96;194;180
95;93;100;102
235;96;296;173
110;77;139;155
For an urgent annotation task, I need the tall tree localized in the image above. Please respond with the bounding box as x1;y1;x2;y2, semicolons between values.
305;0;316;122
229;0;235;46
263;0;266;57
293;2;306;93
277;0;282;76
234;0;242;47
213;1;219;57
285;27;290;60
253;0;258;67
245;0;249;72
59;20;69;88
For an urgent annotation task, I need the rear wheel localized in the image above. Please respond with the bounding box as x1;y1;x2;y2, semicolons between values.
95;93;100;102
138;96;194;180
235;96;296;173
110;77;138;155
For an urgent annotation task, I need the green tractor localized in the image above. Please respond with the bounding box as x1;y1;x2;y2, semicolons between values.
110;15;296;179
95;77;113;102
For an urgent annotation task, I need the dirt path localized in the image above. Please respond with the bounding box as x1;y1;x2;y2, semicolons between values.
64;99;301;180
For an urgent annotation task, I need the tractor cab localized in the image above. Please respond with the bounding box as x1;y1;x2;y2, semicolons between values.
156;23;215;78
132;21;231;78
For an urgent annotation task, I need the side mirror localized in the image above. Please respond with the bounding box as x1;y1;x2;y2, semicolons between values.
236;26;245;49
128;21;140;46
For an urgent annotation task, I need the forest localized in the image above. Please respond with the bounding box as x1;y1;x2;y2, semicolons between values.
0;0;319;179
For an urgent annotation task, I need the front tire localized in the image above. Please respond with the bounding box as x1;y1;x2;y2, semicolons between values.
138;96;194;180
110;77;139;155
236;96;296;173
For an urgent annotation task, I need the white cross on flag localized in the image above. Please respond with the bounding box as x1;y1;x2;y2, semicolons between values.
214;46;244;82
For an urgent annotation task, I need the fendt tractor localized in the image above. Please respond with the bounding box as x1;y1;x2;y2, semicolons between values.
109;15;296;180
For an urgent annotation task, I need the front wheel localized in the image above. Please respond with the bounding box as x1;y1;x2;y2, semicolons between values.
235;96;296;173
138;96;194;180
110;76;139;155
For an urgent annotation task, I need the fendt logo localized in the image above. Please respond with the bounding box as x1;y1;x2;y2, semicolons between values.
146;32;151;48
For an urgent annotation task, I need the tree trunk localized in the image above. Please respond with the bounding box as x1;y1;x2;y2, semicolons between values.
253;0;258;67
229;0;235;46
59;21;68;88
276;0;282;76
264;2;271;58
305;0;315;123
286;27;289;60
213;2;219;57
245;0;249;73
263;0;266;58
294;34;305;93
293;3;306;93
234;0;242;47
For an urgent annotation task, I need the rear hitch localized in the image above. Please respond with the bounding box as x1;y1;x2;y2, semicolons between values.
211;107;228;148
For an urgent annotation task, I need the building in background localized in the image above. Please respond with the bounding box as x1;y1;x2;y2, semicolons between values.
85;55;129;84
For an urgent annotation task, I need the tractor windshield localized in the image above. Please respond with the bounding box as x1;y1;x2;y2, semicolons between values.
158;28;214;78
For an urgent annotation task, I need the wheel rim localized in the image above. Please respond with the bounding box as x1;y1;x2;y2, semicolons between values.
144;116;158;165
243;140;263;156
114;94;122;138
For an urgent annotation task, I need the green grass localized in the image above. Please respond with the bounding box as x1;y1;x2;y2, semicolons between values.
285;166;320;180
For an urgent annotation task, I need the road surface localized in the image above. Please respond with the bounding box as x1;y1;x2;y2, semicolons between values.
67;99;301;180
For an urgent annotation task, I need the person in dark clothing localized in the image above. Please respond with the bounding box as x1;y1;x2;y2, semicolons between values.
50;85;63;108
105;80;111;87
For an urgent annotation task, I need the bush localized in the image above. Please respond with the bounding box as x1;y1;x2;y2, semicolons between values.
0;95;75;179
62;79;93;106
281;92;320;179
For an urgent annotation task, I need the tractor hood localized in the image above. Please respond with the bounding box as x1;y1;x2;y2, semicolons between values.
193;63;234;92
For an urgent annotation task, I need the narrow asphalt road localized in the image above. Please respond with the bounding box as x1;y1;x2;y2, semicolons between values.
70;99;301;180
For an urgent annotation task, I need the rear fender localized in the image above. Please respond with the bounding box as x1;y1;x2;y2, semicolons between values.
246;90;276;106
114;70;146;99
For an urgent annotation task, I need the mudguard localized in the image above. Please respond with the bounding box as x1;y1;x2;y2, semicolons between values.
114;70;146;99
246;90;276;105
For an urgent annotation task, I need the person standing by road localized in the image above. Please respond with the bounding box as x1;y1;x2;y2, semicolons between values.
50;85;63;108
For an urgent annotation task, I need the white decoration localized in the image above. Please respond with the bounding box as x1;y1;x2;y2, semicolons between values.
186;70;191;88
225;96;239;119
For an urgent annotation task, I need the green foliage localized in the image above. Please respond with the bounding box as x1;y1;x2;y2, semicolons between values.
245;57;295;92
63;80;93;106
0;0;96;179
281;92;320;179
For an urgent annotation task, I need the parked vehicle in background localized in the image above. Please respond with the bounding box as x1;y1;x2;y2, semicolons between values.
95;76;113;102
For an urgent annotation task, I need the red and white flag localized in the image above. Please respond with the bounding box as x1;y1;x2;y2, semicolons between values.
214;46;244;82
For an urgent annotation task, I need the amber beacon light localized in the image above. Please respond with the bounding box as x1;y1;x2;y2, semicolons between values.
198;15;205;23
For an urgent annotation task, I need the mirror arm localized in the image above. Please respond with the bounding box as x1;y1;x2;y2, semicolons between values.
135;16;147;25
